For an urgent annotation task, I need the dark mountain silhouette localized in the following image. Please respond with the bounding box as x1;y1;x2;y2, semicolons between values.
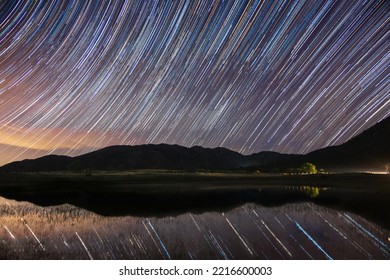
0;144;245;172
246;116;390;172
304;116;390;171
306;117;390;170
0;155;72;173
0;116;389;173
74;144;244;170
245;151;302;172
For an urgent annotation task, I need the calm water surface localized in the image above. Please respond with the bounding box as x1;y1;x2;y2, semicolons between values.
0;185;389;259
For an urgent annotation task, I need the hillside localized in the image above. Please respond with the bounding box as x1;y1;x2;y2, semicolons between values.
0;116;389;173
0;144;246;172
305;116;390;171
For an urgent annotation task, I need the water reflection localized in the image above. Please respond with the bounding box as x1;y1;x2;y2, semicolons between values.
301;186;320;198
0;196;389;260
1;184;388;230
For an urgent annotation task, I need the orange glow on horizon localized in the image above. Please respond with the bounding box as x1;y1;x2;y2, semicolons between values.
0;124;121;166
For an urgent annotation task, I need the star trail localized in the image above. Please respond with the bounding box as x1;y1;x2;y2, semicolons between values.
0;0;389;165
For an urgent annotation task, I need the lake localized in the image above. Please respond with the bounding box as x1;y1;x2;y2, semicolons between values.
0;184;389;259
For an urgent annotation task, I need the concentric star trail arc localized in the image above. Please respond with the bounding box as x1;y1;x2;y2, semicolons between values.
0;0;389;165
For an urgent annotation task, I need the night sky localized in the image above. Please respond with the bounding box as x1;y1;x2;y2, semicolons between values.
0;0;389;166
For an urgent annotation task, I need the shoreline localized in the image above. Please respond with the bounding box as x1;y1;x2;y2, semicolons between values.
0;172;389;191
0;172;389;230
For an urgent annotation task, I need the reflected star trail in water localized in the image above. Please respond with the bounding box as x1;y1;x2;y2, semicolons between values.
0;0;389;165
0;197;389;259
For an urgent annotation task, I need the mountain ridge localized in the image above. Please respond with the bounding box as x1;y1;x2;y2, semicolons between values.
1;116;389;173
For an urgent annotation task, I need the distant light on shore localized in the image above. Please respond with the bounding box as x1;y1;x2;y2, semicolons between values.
360;171;389;175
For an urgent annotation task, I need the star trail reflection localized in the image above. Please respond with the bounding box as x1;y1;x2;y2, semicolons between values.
0;0;389;166
0;196;389;260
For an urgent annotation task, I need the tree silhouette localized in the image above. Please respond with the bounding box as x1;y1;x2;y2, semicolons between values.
301;162;317;174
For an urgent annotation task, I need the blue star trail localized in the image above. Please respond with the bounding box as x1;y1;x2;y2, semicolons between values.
0;0;389;165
